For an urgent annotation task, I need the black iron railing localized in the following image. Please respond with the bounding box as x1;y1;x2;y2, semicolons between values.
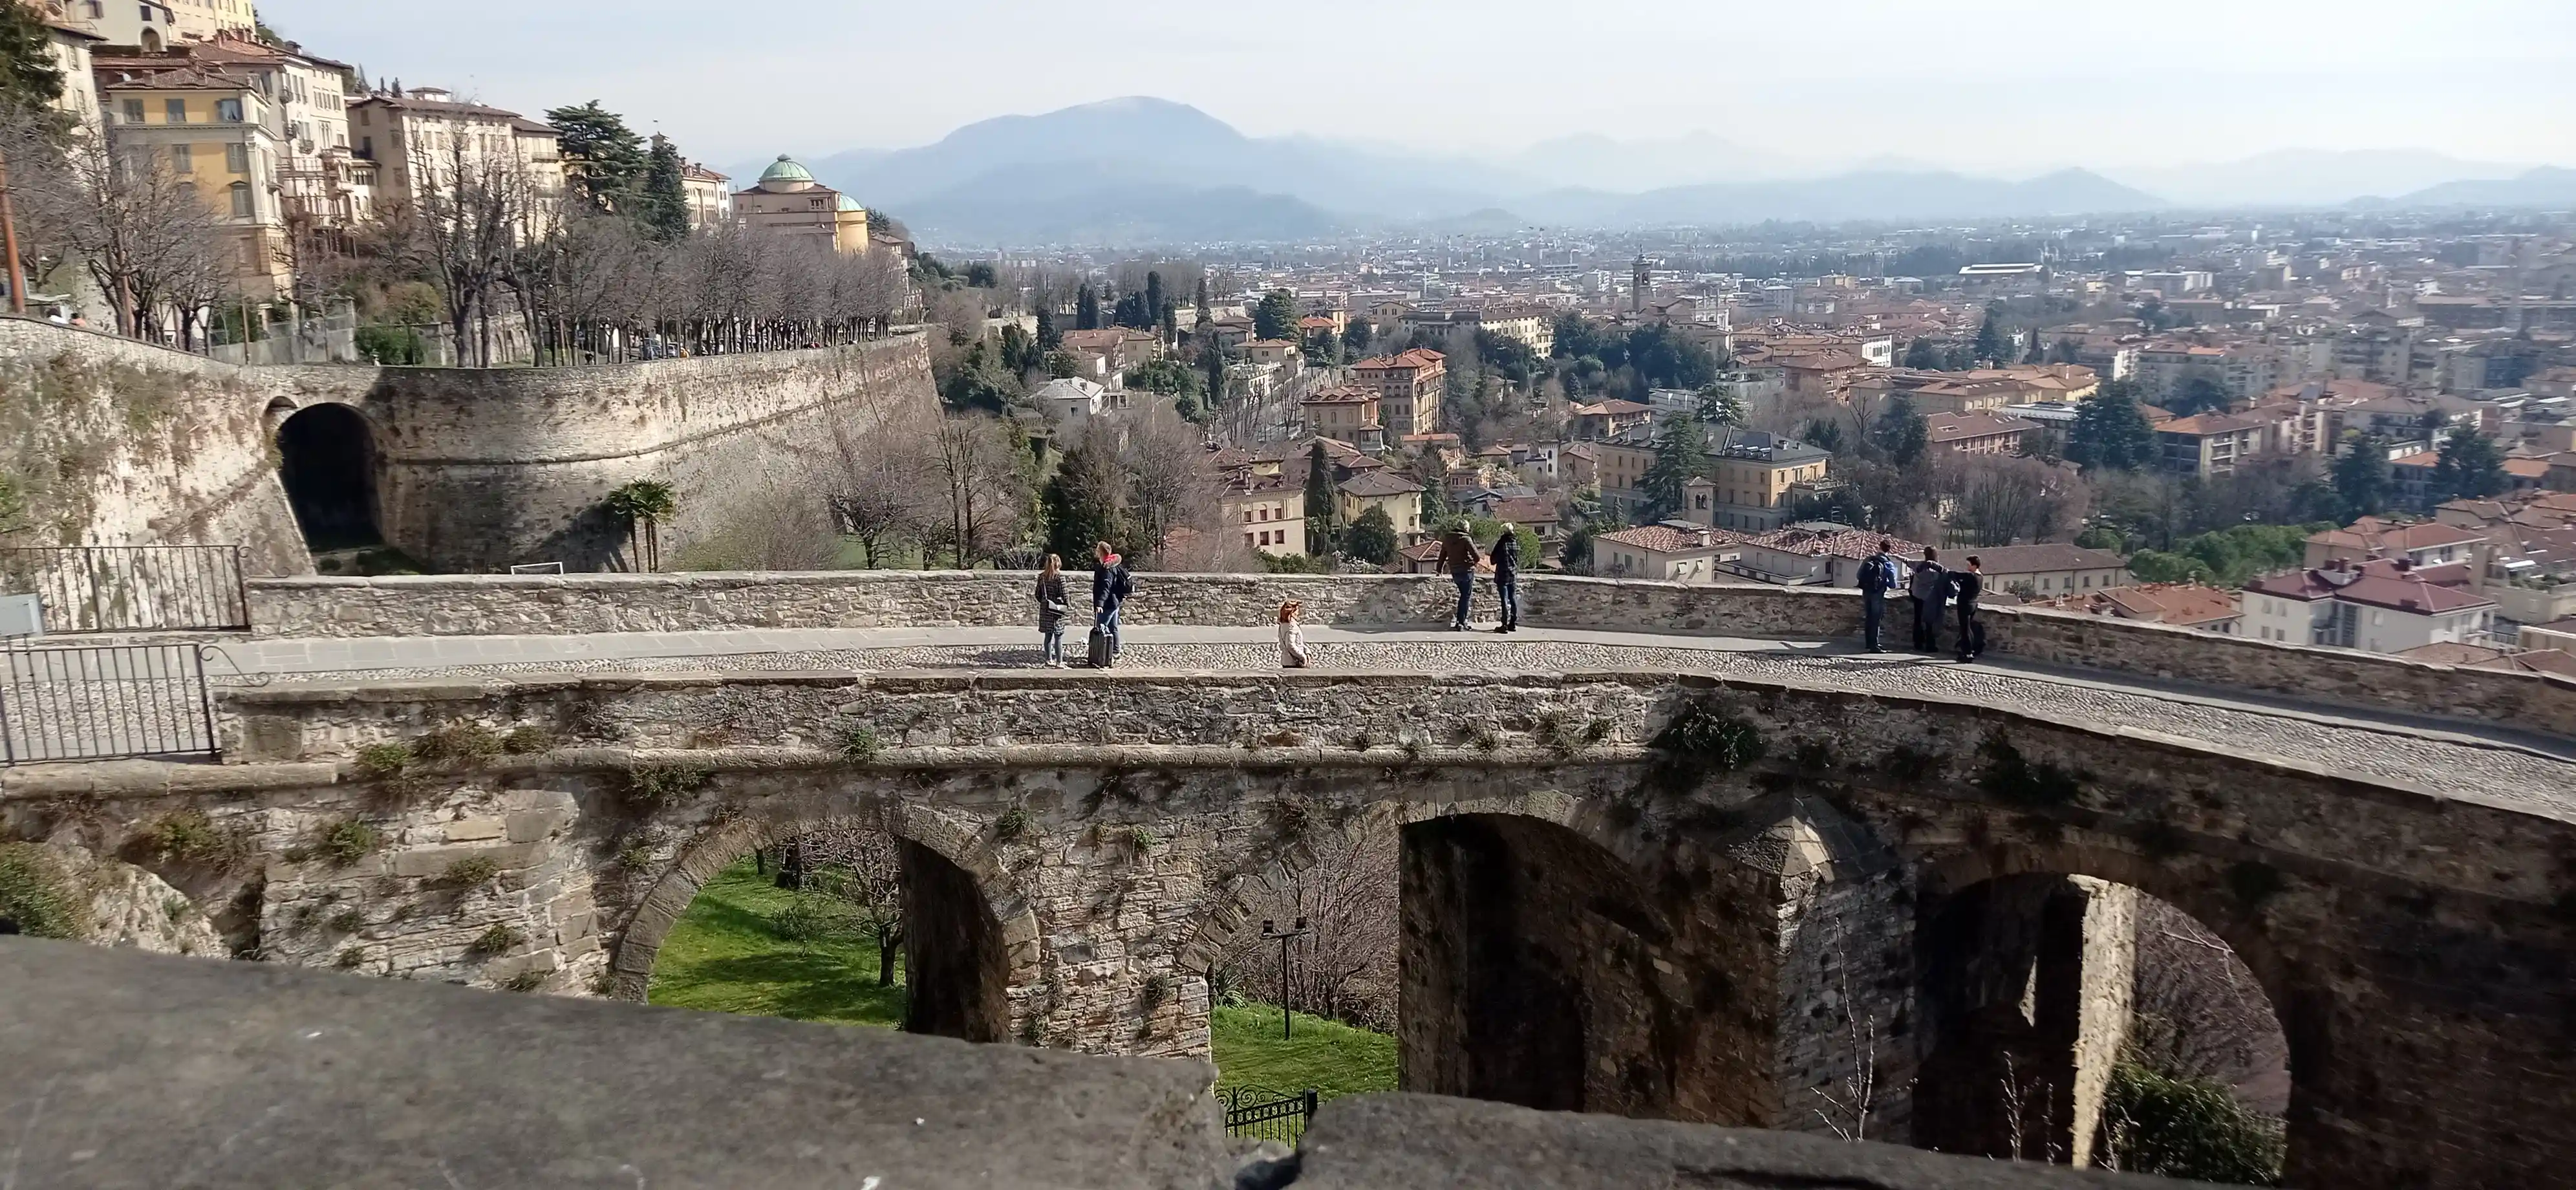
0;545;250;633
1222;1087;1319;1144
0;638;219;764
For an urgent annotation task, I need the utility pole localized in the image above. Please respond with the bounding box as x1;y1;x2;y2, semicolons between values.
1260;916;1311;1040
0;146;27;316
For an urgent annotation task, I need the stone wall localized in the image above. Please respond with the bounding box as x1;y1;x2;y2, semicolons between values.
4;661;2557;1186
242;569;2576;742
0;319;938;576
0;317;311;576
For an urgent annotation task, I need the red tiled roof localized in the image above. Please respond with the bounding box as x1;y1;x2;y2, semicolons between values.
1598;525;1744;554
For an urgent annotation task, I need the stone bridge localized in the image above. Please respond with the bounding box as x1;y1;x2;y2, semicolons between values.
6;571;2575;1189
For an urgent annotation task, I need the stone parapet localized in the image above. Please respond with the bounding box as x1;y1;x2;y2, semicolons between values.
243;570;2576;741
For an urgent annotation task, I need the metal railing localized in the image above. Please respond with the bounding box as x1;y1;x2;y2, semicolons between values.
0;638;219;765
0;545;250;633
1222;1087;1319;1145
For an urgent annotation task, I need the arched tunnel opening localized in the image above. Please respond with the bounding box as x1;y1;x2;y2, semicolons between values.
643;827;1008;1044
1914;874;2290;1184
275;404;383;552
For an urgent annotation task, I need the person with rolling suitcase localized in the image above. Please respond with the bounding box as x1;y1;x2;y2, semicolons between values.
1089;541;1131;667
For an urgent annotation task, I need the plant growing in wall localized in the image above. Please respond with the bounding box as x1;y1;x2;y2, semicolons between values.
605;480;678;572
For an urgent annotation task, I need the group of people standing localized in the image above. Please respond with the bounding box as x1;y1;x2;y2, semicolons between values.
1437;525;1523;633
1034;543;1132;668
1857;542;1986;662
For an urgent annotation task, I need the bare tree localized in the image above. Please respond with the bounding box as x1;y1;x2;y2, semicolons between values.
396;127;537;366
2127;897;2289;1116
669;474;841;572
782;827;905;986
1941;454;2093;548
924;413;1033;567
10;121;227;341
1214;810;1401;1031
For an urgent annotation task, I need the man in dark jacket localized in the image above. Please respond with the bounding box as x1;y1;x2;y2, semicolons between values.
1907;547;1947;653
1857;539;1898;652
1952;554;1986;662
1488;528;1523;634
1439;526;1480;630
1091;541;1131;665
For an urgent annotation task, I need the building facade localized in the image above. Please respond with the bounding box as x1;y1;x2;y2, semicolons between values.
1352;349;1446;437
733;156;870;255
97;65;291;296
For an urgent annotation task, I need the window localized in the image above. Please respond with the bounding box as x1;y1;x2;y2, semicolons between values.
120;98;144;124
166;98;188;124
225;143;247;173
175;180;195;204
170;143;191;173
228;182;252;217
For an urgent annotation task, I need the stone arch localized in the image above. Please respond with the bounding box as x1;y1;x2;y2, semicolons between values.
606;802;1041;1044
274;402;383;551
1908;840;2299;1174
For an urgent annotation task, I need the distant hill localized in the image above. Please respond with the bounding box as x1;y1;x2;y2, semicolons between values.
2112;149;2526;209
2385;167;2576;210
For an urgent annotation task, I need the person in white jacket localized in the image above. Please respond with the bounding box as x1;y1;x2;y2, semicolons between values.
1278;601;1309;668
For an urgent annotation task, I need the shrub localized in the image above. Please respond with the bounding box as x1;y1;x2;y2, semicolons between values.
624;763;714;807
467;924;523;958
326;909;365;934
352;742;413;779
334;946;366;969
771;896;859;944
147;809;230;863
437;856;500;889
1139;973;1174;1013
2103;1062;2285;1185
502;970;548;993
500;725;558;755
1651;702;1766;770
315;820;381;869
1118;825;1160;856
993;806;1032;843
413;722;502;764
0;843;90;940
836;724;885;761
615;843;656;872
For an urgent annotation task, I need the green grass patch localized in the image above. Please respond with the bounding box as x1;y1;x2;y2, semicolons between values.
1211;1002;1397;1100
646;857;906;1028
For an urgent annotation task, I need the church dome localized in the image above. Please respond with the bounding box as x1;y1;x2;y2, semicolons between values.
758;155;815;191
835;193;864;212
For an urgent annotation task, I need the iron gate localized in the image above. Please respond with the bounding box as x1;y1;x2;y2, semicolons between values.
0;638;219;764
0;545;251;633
1222;1087;1319;1144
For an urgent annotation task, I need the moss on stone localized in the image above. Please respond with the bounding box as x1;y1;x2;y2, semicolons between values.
0;843;91;940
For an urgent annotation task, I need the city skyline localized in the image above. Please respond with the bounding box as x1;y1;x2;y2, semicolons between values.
260;0;2573;174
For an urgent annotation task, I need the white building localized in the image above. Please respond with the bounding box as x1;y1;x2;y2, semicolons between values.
2241;558;2498;653
1033;377;1110;430
1596;525;1743;584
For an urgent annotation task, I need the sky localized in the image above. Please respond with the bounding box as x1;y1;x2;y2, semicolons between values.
261;0;2576;174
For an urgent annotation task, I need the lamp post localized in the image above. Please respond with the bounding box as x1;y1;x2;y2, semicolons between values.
1260;916;1311;1041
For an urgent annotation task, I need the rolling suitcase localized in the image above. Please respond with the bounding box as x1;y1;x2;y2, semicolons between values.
1087;625;1113;667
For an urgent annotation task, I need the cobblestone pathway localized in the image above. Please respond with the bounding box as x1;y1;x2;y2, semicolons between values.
220;629;2576;817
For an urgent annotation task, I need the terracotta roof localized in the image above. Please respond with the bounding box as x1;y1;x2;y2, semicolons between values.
1302;387;1377;406
2308;519;2487;554
1337;471;1424;498
1923;410;2041;444
1482;496;1559;525
1966;543;2128;577
1355;349;1445;371
2474;649;2576;678
1598;525;1744;554
2244;559;2495;614
1742;526;1928;562
2158;413;2270;436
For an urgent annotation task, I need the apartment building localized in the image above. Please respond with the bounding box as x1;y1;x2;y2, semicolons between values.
96;65;291;296
350;87;564;229
1300;386;1382;447
1595;525;1743;584
680;161;731;230
1968;543;2131;597
2242;557;2497;653
2157;412;2270;477
1706;431;1832;533
98;33;369;228
1220;473;1306;557
1923;410;2039;455
1336;470;1426;544
1352;349;1446;437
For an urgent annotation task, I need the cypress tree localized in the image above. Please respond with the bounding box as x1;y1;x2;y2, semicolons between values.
1076;285;1100;330
639;135;691;242
1303;440;1341;554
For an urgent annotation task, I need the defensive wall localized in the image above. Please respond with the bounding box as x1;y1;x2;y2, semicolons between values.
245;569;2576;741
0;317;934;574
6;662;2571;1185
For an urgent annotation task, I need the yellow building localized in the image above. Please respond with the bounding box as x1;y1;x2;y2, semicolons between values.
96;64;291;296
1300;385;1380;445
349;87;564;235
733;156;871;255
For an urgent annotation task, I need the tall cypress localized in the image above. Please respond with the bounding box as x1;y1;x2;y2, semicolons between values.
1303;440;1340;554
639;135;691;242
1075;285;1100;330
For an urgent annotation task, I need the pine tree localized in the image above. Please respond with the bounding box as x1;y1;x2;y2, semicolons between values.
1035;305;1061;352
1075;285;1100;330
1;1;66;114
1971;304;2008;365
1345;318;1373;356
2334;435;2392;516
2068;383;2158;472
1903;336;1942;370
546;101;647;211
1303;440;1341;554
1254;290;1298;341
1640;415;1711;522
1346;506;1398;565
639;135;691;242
2431;429;2509;504
1871;395;1929;467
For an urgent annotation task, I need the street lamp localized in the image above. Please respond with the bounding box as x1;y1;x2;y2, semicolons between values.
1260;916;1312;1040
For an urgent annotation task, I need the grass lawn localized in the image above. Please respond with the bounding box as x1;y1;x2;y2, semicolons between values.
1210;1002;1398;1100
646;856;907;1027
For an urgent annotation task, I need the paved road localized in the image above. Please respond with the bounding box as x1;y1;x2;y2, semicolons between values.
197;623;2576;817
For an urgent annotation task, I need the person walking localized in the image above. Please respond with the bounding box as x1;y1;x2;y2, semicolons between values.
1036;554;1069;667
1953;554;1987;662
1439;525;1481;630
1278;601;1309;668
1090;541;1131;667
1907;547;1948;654
1488;526;1522;634
1858;539;1900;653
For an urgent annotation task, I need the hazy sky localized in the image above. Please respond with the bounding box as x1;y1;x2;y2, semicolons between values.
263;0;2574;172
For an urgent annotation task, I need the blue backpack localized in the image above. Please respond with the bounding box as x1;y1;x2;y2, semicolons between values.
1865;556;1900;591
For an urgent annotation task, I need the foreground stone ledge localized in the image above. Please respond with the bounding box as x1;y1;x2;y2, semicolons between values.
0;939;2200;1189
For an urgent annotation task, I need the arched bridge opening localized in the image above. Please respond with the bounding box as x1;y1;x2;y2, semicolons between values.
275;402;383;552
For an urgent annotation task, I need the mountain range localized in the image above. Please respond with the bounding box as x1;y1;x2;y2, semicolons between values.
730;97;2568;247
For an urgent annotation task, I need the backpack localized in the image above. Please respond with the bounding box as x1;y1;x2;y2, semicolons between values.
1111;566;1134;600
1867;556;1899;591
